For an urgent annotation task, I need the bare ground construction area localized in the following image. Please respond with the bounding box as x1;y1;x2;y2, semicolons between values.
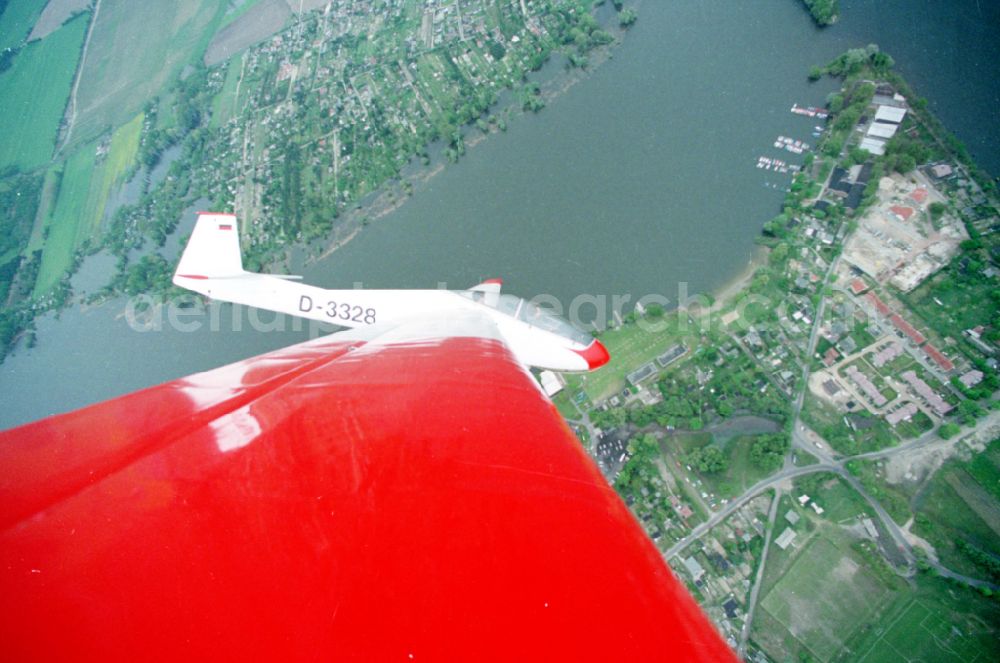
28;0;90;41
842;172;965;291
205;0;291;67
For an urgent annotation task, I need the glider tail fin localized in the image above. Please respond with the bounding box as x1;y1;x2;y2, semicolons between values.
173;212;245;283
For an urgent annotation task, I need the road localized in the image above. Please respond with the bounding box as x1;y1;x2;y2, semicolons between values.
58;0;102;154
738;488;781;658
666;391;1000;583
666;464;825;558
663;247;999;645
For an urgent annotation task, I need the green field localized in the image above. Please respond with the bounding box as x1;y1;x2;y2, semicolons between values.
0;12;89;171
0;0;48;51
568;315;693;402
893;408;933;440
913;463;1000;577
848;572;1000;663
905;260;999;349
81;112;143;237
26;165;62;253
210;53;243;128
30;112;142;295
690;434;776;499
761;536;891;661
756;528;1000;662
803;392;897;455
795;472;871;523
860;601;985;662
70;0;223;146
33;144;95;294
967;438;1000;501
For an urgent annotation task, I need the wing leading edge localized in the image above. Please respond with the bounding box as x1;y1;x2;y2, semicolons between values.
0;321;735;660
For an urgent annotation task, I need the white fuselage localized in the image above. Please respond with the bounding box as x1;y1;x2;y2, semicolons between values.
175;273;596;372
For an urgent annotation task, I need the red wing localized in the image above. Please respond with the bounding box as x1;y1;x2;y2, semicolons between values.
0;325;735;661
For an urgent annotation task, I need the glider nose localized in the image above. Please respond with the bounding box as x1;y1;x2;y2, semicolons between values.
575;339;610;370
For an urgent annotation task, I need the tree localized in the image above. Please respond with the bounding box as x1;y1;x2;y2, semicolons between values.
691;446;727;473
895;153;916;174
644;303;664;318
808;65;823;81
618;8;637;27
938;422;960;439
928;201;946;221
957;400;984;425
750;434;789;472
802;0;839;26
769;243;790;267
871;51;894;72
487;41;506;60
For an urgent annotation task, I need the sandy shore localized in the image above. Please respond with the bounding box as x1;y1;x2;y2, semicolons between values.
711;245;768;306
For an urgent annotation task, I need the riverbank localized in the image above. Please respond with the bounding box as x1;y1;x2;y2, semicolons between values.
709;245;769;310
305;20;634;268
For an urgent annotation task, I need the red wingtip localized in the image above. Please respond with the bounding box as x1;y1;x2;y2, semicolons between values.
574;339;610;370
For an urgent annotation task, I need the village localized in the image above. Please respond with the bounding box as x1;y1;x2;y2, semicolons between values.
547;62;1000;660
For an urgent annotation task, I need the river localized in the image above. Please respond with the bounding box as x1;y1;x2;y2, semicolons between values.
2;0;998;429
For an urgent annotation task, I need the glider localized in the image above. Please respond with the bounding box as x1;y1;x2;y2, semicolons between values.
0;213;736;661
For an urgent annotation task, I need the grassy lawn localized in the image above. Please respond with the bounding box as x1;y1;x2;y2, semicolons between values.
757;526;1000;662
752;600;815;663
662;431;712;457
699;434;776;500
71;0;223;146
570;316;690;402
893;409;933;439
802;392;897;455
551;389;581;422
30;110;142;296
905;264;998;346
0;12;89;171
210;53;243;128
794;473;871;523
852;574;1000;663
967;438;1000;501
79;112;144;239
860;601;987;663
33;145;95;294
760;536;892;662
26;166;62;252
846;459;911;526
913;462;1000;578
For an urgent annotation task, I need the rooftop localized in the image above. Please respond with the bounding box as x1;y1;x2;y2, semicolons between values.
923;344;955;372
775;528;797;550
874;105;907;124
890;205;914;221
